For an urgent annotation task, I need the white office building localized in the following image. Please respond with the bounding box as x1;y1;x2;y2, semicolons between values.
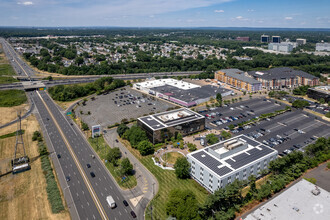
187;135;278;193
316;42;330;52
268;42;296;53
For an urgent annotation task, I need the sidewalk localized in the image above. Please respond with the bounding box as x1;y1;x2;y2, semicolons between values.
103;128;159;220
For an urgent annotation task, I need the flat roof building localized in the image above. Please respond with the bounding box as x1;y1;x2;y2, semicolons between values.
307;86;330;102
296;38;307;45
316;42;330;52
243;179;330;220
187;135;277;193
137;108;205;144
272;36;281;43
268;42;295;53
261;35;269;43
247;67;319;90
134;79;232;107
215;69;262;92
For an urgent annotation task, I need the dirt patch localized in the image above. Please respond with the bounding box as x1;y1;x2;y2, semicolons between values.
0;114;70;220
0;104;29;126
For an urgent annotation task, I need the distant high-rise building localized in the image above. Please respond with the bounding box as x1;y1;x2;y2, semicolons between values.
236;37;250;42
268;42;295;53
296;38;307;45
261;35;269;43
272;36;281;43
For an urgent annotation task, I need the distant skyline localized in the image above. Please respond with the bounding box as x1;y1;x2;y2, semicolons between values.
1;0;329;28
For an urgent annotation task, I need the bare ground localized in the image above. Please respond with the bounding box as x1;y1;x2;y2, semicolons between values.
0;104;29;126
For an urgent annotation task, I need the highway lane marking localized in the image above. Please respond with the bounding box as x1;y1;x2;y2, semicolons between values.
5;42;29;77
104;188;107;191
119;211;122;216
36;91;108;220
87;202;90;206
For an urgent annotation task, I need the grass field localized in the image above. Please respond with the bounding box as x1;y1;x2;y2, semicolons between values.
88;136;137;189
0;76;19;84
0;64;16;76
0;90;27;107
163;152;184;164
0;114;70;220
120;138;209;220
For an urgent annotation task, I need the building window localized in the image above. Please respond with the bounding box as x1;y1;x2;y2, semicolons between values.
236;173;239;179
192;161;195;165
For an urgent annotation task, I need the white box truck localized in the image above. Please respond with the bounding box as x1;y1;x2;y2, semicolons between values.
106;196;116;208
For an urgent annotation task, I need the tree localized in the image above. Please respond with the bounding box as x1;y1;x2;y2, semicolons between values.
106;147;121;165
292;99;310;109
120;158;133;175
187;143;197;152
81;121;89;131
206;133;218;145
117;123;129;137
166;189;199;220
123;125;148;148
137;140;154;156
174;157;190;179
319;98;325;104
216;93;223;106
221;130;232;140
228;124;235;130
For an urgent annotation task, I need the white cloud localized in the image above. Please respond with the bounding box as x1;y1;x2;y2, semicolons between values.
214;10;224;13
149;15;155;18
285;17;293;20
234;16;249;21
247;9;254;12
17;1;33;6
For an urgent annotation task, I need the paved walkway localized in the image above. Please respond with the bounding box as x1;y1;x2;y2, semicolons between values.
103;128;159;220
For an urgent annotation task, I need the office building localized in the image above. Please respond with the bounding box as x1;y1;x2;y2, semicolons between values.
272;36;281;43
137;108;205;144
236;37;250;42
215;69;262;92
307;86;330;102
134;79;232;107
261;35;270;43
247;67;319;90
268;42;295;53
187;135;278;193
316;42;330;51
296;38;307;45
244;179;330;220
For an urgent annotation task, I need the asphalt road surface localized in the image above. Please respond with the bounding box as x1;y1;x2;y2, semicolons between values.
0;38;35;77
30;90;136;220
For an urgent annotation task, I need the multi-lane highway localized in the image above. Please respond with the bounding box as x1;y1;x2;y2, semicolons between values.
31;90;135;220
0;38;35;77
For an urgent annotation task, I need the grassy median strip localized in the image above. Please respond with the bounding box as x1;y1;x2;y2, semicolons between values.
120;138;209;220
40;154;65;213
0;90;27;107
88;136;137;189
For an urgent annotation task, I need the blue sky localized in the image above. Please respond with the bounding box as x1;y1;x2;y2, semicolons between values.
1;0;329;28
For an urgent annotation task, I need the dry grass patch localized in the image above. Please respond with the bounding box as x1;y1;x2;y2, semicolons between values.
163;152;184;164
0;114;70;220
0;104;28;126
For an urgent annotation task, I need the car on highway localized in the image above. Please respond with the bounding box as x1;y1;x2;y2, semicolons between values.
66;176;71;182
90;172;95;178
86;163;91;168
57;154;61;159
130;211;137;218
123;200;129;207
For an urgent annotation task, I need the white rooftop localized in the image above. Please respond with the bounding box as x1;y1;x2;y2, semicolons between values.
244;179;330;220
135;79;201;90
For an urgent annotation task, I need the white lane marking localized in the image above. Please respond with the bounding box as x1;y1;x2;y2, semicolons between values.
119;211;122;216
87;202;90;206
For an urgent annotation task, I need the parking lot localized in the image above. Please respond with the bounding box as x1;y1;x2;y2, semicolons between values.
201;97;284;131
283;95;329;115
239;109;330;155
75;87;175;127
198;97;330;155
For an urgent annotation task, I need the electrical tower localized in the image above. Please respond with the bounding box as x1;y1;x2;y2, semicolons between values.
12;112;30;174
